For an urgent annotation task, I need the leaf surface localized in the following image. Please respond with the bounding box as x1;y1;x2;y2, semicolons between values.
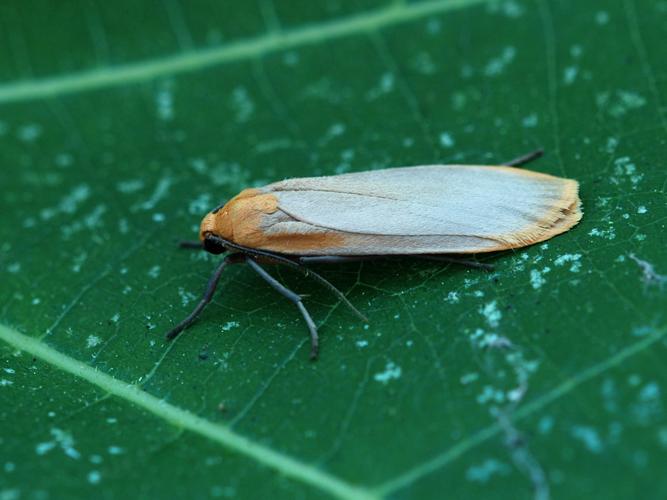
1;1;666;498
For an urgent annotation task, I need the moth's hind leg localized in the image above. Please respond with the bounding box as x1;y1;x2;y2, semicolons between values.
245;257;320;360
503;149;544;167
298;255;377;264
299;253;494;271
416;255;494;271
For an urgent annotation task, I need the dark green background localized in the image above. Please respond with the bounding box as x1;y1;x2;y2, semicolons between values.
1;0;666;499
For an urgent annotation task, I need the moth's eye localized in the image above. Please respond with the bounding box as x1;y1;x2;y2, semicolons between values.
203;235;226;255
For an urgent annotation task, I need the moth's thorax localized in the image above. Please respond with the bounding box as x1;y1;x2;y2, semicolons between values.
199;188;278;244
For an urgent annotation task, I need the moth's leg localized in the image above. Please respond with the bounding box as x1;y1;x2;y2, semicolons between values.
259;254;367;322
416;255;494;271
503;149;544;167
298;255;378;264
245;257;320;360
165;253;245;340
301;254;493;270
178;240;203;250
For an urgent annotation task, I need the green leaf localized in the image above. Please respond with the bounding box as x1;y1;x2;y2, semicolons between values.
1;0;666;498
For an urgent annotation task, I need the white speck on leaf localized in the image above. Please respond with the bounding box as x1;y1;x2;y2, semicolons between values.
466;459;511;482
87;470;101;485
588;226;616;240
36;428;81;459
596;90;646;118
366;72;395;100
411;51;436;74
134;178;172;211
156;80;174;121
18;124;42;142
554;253;582;272
35;441;56;455
320;123;346;145
40;184;91;220
86;335;102;349
595;10;610;24
563;66;578;85
481;300;502;328
538;416;555;434
231;86;255;122
484;46;516;76
486;0;524;17
571;425;603;453
439;132;455;148
356;340;369;348
522;113;538;128
426;18;441;34
476;385;506;404
221;321;239;332
188;193;212;215
605;136;619;153
530;267;551;289
282;51;299;65
374;362;402;384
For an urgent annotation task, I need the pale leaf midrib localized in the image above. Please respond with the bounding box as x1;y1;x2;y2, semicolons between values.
0;0;488;104
0;323;376;500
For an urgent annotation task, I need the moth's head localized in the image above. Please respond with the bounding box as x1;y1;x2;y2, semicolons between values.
199;202;231;254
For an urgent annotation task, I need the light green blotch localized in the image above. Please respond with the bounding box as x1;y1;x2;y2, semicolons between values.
522;113;538;128
480;300;502;328
570;425;603;453
373;361;402;384
595;11;610;25
530;267;551;289
486;0;524;18
484;46;516;76
230;86;255;123
465;458;511;483
439;132;455;148
563;66;578;85
596;90;646;118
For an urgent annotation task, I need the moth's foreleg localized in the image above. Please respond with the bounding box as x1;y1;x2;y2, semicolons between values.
165;253;243;341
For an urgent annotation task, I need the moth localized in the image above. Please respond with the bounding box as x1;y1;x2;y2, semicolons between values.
166;151;582;359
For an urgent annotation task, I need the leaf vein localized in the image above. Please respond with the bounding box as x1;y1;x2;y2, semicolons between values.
0;323;377;500
0;0;490;104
